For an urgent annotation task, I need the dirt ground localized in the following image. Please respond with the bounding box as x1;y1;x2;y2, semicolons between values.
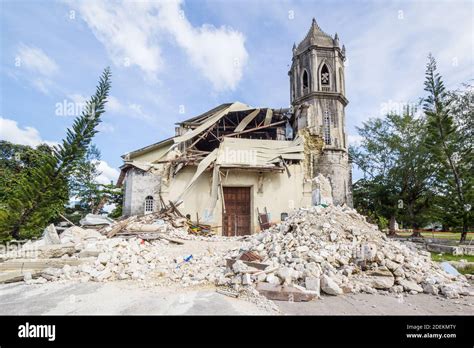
0;280;472;315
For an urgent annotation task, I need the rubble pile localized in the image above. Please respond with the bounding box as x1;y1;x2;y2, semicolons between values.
101;210;230;241
219;205;473;299
10;223;230;286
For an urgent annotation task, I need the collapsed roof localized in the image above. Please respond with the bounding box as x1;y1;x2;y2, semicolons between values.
118;102;304;199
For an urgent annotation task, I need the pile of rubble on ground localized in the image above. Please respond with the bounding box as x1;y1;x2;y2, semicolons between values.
0;216;233;287
101;198;217;240
217;205;473;300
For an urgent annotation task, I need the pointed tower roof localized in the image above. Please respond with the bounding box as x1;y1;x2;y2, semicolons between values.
296;18;335;53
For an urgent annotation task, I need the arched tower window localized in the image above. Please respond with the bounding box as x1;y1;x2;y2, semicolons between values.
144;195;154;214
302;70;310;94
320;64;330;91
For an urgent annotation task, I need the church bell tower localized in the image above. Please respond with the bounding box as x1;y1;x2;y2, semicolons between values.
289;18;352;206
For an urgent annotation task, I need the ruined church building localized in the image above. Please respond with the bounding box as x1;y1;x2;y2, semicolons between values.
118;19;353;236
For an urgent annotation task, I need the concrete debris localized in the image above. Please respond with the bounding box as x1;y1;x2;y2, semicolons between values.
312;174;333;206
0;205;471;308
440;262;461;276
80;214;115;227
42;224;61;245
321;274;343;295
60;226;103;244
220;205;472;299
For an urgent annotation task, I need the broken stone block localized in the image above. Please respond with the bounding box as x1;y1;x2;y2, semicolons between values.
393;267;405;277
321;274;343;296
97;253;110;265
422;283;439;295
304;276;320;296
307;250;324;263
96;269;112;282
231;260;248;273
231;275;242;285
277;267;294;284
440;285;460;299
365;266;394;289
398;279;423;293
42;224;61;245
78;249;101;258
23;272;32;282
266;274;281;285
242;273;252;285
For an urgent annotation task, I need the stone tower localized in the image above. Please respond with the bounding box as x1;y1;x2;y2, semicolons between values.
289;18;353;206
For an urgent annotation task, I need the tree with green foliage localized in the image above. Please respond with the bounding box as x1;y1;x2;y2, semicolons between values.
0;142;65;240
423;55;472;242
68;143;123;219
101;184;123;219
0;68;111;240
69;144;104;214
351;107;435;235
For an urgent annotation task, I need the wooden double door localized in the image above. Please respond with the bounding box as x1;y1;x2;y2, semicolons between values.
222;187;251;236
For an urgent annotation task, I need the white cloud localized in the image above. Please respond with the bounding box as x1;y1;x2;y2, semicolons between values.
93;160;120;185
72;0;248;91
97;122;115;133
128;103;152;121
68;93;88;105
73;1;164;77
0;117;58;147
345;2;473;126
15;44;59;95
16;43;59;76
106;96;124;113
156;0;248;91
105;96;153;121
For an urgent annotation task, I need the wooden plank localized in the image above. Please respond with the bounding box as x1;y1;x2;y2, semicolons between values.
263;108;273;126
106;216;136;238
224;120;286;138
123;232;185;245
234;109;260;132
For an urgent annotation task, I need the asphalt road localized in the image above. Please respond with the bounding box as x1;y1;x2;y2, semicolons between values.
0;281;472;315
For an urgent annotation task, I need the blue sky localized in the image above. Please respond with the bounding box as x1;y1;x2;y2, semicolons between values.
1;0;473;183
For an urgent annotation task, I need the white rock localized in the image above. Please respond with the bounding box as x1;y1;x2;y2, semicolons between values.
42;224;61;245
305;276;320;296
277;267;294;284
266;274;281;285
23;272;32;282
242;273;252;285
398;279;423;293
97;253;110;265
321;274;343;296
423;283;439;295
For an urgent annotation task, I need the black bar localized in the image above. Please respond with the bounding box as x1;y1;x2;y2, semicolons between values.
0;315;471;346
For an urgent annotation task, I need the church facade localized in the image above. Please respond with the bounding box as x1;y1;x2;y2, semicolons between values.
117;19;353;236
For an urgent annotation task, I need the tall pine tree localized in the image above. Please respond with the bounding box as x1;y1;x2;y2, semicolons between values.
423;55;472;242
0;68;111;240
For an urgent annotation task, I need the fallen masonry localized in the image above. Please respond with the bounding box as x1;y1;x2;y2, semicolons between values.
217;205;473;300
0;205;472;308
0;218;238;289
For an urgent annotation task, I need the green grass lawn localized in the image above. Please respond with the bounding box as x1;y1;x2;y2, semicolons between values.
431;253;474;263
396;231;474;241
430;253;474;275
